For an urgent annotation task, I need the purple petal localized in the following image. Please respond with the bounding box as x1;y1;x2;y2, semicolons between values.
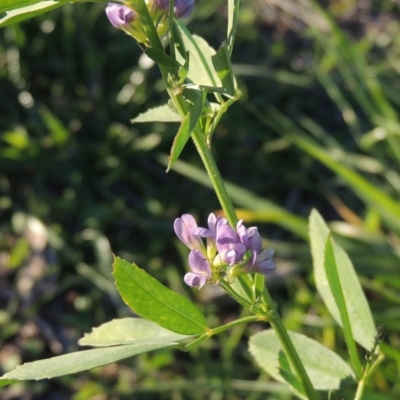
248;228;262;260
236;220;249;248
106;3;135;29
184;272;208;288
194;213;220;237
188;250;211;275
216;219;247;264
225;243;247;265
174;0;195;18
216;223;236;248
207;213;218;232
180;213;198;229
174;214;203;250
253;248;275;274
155;0;195;18
193;227;214;238
184;250;211;288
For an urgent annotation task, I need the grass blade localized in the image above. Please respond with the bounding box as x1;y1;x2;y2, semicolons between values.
324;235;363;378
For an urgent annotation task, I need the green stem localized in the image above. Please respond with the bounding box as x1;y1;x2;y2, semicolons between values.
191;128;238;226
214;315;265;334
354;371;367;400
135;10;316;397
135;7;316;398
169;99;237;226
168;0;176;59
219;278;254;309
262;286;319;400
354;353;384;400
208;96;237;141
136;0;238;226
183;315;263;352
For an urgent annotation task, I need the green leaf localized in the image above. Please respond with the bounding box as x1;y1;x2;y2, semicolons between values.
131;104;181;123
113;257;208;335
0;0;48;12
211;43;236;96
176;21;222;88
167;90;206;171
0;1;70;27
172;20;187;59
144;47;181;69
78;318;193;347
227;0;240;55
0;343;175;382
249;330;355;399
324;235;363;378
309;209;376;350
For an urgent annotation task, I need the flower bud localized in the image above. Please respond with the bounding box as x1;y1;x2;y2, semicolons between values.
106;3;135;28
105;3;147;43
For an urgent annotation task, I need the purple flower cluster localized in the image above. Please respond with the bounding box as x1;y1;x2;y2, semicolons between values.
105;1;194;43
174;213;275;288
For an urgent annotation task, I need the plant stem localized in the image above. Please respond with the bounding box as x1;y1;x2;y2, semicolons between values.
136;6;317;398
168;0;176;59
214;315;266;334
191;128;238;226
168;99;237;226
227;0;240;55
354;373;367;400
219;278;254;309
261;286;320;400
354;353;384;400
136;0;238;226
183;315;263;352
167;106;316;395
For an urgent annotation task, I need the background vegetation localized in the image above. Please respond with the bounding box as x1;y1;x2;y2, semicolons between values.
1;0;400;398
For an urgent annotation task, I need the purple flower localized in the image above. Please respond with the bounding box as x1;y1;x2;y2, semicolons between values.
106;3;136;29
105;3;148;42
174;214;204;252
184;250;211;288
194;213;218;238
246;229;275;274
253;248;275;273
175;212;275;288
215;219;247;265
155;0;195;18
